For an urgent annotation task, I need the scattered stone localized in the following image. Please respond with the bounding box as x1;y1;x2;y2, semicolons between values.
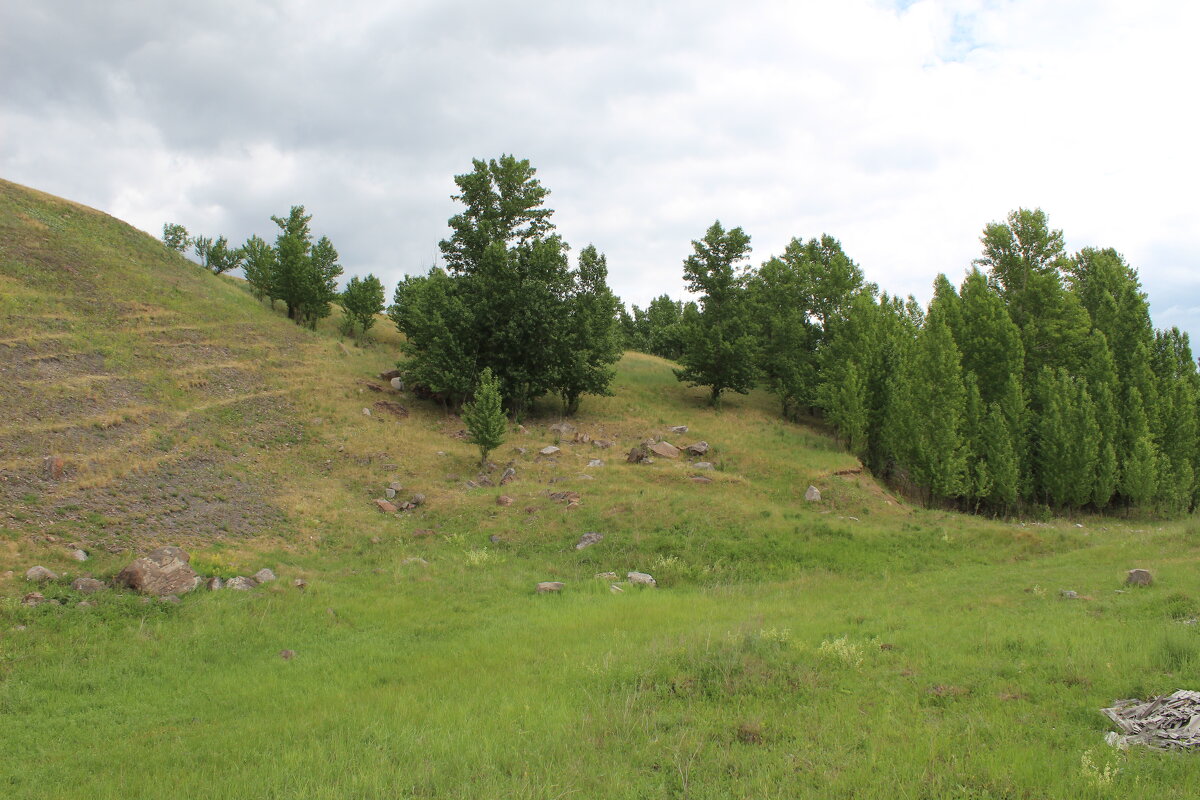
669;425;688;434
649;441;680;459
497;495;514;506
401;557;430;566
69;548;89;562
43;455;65;480
410;493;427;507
206;576;224;591
627;571;657;587
25;565;59;583
592;439;613;449
375;499;398;513
500;466;517;485
610;584;624;594
549;422;576;436
280;649;296;660
374;400;409;418
254;568;277;584
574;432;592;444
226;576;257;590
114;547;199;596
516;425;528;435
293;578;308;590
694;462;714;470
160;594;181;605
385;487;396;499
489;534;504;544
594;571;618;580
626;445;652;464
587;459;603;468
575;532;604;550
512;447;528;456
362;407;372;417
22;592;47;607
474;473;495;487
389;481;404;491
691;476;713;484
380;369;403;381
410;528;438;537
536;581;565;594
685;441;709;456
805;485;822;502
71;577;105;594
390;377;405;391
539;445;561;457
549;491;581;505
1127;569;1153;587
1060;589;1079;599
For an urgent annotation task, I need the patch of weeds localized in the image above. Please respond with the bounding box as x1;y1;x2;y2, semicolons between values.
464;548;496;567
1160;592;1198;621
1079;747;1122;789
20;493;39;506
817;635;865;669
1150;630;1199;673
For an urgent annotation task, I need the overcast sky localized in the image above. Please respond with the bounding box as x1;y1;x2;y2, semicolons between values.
3;0;1198;338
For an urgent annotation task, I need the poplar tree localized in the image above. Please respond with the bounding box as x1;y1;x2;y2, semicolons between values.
340;274;385;339
555;245;623;415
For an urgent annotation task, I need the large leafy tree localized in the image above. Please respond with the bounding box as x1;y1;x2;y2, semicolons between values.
340;274;385;339
555;245;622;414
674;221;758;405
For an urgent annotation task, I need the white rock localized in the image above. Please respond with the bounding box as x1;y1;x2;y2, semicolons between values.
805;485;821;502
253;568;277;584
627;571;656;587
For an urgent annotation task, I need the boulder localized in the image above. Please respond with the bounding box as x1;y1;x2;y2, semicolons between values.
610;584;624;594
685;441;709;456
669;425;688;434
362;407;372;417
379;369;403;381
1127;569;1153;587
536;581;565;594
115;547;198;596
226;576;257;590
385;487;396;499
22;592;47;607
592;439;614;449
649;441;680;459
206;576;224;591
627;571;657;587
25;565;59;582
539;446;561;457
410;493;427;507
375;499;398;513
68;548;89;562
549;422;576;436
574;432;592;444
293;578;308;590
497;495;514;506
43;455;65;481
253;568;277;584
575;532;604;550
71;577;105;594
694;462;714;470
389;377;405;391
805;485;822;502
587;459;604;468
549;491;581;505
626;445;652;464
1060;589;1079;599
594;571;618;580
500;467;516;485
691;476;713;484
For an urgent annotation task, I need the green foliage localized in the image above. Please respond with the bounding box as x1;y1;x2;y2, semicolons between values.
241;234;276;302
462;367;506;465
555;245;623;415
340;274;385;339
161;222;190;252
193;234;244;275
267;206;343;327
674;221;759;405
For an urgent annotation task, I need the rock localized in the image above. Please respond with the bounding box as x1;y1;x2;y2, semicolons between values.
226;576;257;590
536;581;565;594
610;584;624;594
587;459;604;468
43;455;65;480
293;578;308;590
1060;589;1079;599
253;568;277;584
549;422;576;436
362;407;372;417
691;476;713;484
22;592;47;607
575;532;604;550
648;441;680;459
805;485;822;502
410;493;427;507
474;473;495;488
1;570;12;580
694;462;714;470
595;572;618;580
379;369;403;380
578;474;594;480
1127;568;1153;587
115;547;199;596
497;495;514;506
626;445;652;464
375;499;398;513
68;548;89;562
71;577;105;594
385;487;396;499
593;439;613;449
280;649;296;660
25;565;59;582
400;557;430;566
627;571;657;587
374;400;409;418
685;441;709;456
160;594;181;605
390;377;405;391
410;528;438;537
574;432;592;444
500;467;516;485
669;425;688;434
206;576;224;591
549;491;581;504
512;447;528;456
516;425;527;435
389;481;404;491
539;446;561;457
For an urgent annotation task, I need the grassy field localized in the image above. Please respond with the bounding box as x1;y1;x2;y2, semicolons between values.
1;179;1199;798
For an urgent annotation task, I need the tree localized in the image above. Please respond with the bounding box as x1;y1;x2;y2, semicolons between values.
674;221;758;405
555;245;622;415
462;368;506;466
389;269;477;406
268;206;343;327
242;234;277;303
340;274;385;339
193;235;243;275
162;223;191;253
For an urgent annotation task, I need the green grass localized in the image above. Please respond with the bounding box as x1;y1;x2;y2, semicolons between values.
2;179;1200;798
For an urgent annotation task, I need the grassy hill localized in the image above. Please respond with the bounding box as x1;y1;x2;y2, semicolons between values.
1;179;1198;798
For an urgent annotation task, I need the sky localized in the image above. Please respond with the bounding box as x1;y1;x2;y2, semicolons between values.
3;0;1199;338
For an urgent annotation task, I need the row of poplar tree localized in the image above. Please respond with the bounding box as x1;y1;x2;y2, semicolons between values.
636;210;1198;514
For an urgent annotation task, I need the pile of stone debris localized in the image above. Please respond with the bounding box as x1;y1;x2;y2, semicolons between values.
1102;690;1200;751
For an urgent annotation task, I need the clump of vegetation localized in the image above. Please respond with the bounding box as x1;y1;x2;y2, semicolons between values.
339;274;385;340
462;367;506;466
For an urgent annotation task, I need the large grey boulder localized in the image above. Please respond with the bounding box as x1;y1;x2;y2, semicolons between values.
25;566;59;583
226;576;257;590
536;581;565;594
114;546;198;596
805;485;822;502
648;441;680;459
627;571;657;587
1127;569;1153;587
253;568;277;584
71;577;106;594
685;441;709;456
